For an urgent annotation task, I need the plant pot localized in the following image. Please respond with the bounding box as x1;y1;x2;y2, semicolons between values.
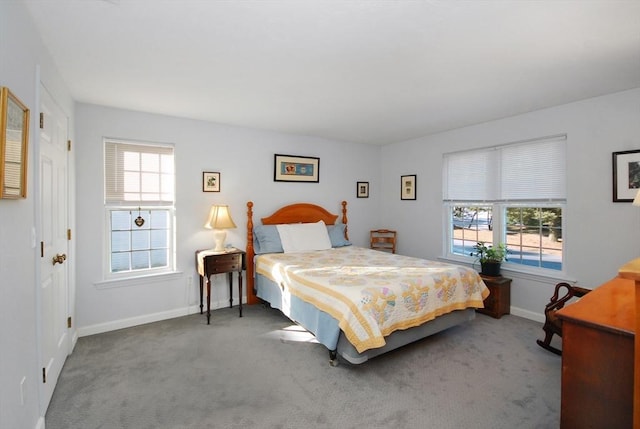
480;261;501;277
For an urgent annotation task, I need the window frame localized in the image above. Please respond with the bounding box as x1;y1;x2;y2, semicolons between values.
104;206;176;280
444;201;566;276
103;138;176;280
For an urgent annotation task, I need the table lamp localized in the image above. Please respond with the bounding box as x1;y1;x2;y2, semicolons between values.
204;204;237;252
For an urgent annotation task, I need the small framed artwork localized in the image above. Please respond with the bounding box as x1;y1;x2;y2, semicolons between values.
357;181;369;198
612;150;640;202
401;174;416;200
0;87;30;199
274;154;319;183
203;171;220;192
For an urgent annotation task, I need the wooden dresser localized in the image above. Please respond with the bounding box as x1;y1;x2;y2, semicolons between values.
556;271;636;428
618;258;640;429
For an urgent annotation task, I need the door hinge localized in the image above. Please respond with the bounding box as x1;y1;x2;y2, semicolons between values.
67;140;71;151
67;229;72;240
67;316;72;328
39;112;44;129
40;241;44;258
42;368;46;383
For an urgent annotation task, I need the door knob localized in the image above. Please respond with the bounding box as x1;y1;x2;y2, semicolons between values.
52;253;67;265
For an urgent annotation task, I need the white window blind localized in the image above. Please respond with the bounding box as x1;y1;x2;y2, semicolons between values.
443;149;495;201
105;140;174;206
443;135;566;202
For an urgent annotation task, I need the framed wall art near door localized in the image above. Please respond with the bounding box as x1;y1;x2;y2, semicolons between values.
357;181;369;198
203;171;220;192
612;150;640;202
0;87;30;199
274;154;319;183
401;174;416;200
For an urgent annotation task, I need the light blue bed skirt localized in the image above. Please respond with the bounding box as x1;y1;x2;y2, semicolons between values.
255;272;477;364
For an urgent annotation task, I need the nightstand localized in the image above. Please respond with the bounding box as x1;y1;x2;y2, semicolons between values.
195;248;246;324
477;275;511;319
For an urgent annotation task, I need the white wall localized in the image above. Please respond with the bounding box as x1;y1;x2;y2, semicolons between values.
74;103;381;333
380;88;640;320
0;2;74;429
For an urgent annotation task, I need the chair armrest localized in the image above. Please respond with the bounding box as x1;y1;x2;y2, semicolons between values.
544;282;591;313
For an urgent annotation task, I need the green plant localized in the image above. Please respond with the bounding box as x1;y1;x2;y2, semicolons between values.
471;241;508;263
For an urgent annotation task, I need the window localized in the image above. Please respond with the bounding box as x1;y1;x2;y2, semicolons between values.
505;206;562;270
104;139;175;276
451;205;493;257
443;135;566;272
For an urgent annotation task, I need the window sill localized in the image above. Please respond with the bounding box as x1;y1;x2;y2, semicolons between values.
438;255;576;285
95;270;183;289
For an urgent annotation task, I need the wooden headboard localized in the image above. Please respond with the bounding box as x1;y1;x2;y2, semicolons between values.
245;201;348;304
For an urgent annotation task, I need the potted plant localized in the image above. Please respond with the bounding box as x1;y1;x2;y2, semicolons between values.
471;241;508;277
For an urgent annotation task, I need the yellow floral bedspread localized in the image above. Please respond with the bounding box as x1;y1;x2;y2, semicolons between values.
256;246;489;353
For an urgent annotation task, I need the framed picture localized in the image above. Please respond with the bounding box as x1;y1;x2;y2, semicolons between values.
203;171;220;192
401;174;416;200
612;150;640;202
274;154;319;183
0;87;30;199
357;181;369;198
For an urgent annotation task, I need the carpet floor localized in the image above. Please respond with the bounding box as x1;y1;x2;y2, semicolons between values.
46;305;560;429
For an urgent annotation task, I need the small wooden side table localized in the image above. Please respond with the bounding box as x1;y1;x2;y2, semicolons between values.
476;275;511;319
195;249;246;324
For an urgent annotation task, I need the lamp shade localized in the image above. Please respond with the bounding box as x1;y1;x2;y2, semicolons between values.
633;189;640;207
204;205;237;229
204;205;236;252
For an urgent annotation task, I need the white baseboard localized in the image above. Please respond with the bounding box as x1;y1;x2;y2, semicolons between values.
78;301;539;338
77;296;245;337
77;306;197;337
35;416;45;429
510;306;544;324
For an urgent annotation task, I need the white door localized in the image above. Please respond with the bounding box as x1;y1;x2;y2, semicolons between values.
38;85;69;411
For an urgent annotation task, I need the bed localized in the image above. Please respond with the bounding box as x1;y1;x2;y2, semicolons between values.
246;200;489;365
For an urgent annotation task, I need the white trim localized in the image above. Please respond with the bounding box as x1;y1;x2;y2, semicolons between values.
77;295;247;336
78;305;198;337
438;255;576;285
103;206;177;280
71;330;79;350
35;417;45;429
443;133;567;156
94;270;183;289
103;136;175;149
498;265;576;285
510;306;545;324
443;202;567;277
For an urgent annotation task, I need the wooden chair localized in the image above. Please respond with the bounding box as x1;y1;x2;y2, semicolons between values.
370;229;397;253
536;282;591;355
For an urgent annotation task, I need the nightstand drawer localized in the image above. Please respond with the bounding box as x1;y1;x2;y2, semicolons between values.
205;254;242;272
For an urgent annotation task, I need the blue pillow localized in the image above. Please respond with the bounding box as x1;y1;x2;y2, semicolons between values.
253;225;284;254
327;223;351;247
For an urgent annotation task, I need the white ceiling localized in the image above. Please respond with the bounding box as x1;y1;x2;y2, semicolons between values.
24;0;640;145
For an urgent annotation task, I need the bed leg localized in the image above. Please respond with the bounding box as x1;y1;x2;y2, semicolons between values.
329;350;338;367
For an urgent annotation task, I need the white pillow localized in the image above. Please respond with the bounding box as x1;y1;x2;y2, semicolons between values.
276;220;332;253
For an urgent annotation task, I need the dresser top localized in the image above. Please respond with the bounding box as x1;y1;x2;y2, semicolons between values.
618;257;640;281
557;276;635;336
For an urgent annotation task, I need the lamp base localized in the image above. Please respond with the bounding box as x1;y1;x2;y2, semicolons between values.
212;229;227;252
